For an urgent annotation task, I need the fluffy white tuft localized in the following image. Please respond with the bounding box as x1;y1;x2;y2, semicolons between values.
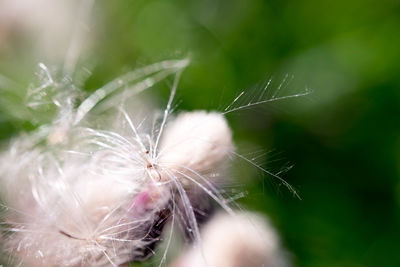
0;126;171;266
158;111;234;184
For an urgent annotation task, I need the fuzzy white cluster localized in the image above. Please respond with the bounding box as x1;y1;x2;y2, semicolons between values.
1;124;162;266
0;111;233;266
0;58;295;267
0;60;238;266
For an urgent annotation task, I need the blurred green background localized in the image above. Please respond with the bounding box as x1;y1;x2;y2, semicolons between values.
1;0;400;266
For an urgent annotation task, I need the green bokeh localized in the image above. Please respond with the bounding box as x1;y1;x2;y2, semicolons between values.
1;0;400;266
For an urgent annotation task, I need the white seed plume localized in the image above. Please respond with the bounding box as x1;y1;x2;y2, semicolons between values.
172;212;289;267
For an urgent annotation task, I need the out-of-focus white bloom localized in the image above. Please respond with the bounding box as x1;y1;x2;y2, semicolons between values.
0;0;91;65
172;212;289;267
